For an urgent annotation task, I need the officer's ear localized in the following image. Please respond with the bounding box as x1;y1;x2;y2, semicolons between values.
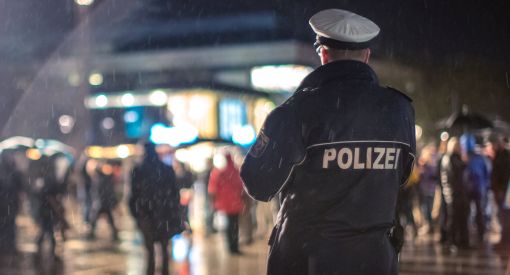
363;48;371;64
320;47;330;65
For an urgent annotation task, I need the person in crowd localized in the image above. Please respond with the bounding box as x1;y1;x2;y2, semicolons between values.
51;152;73;240
239;192;256;245
174;160;195;233
255;199;278;240
436;139;449;243
88;161;119;241
490;135;510;249
439;137;469;248
241;9;415;274
0;150;24;254
34;154;69;258
399;163;420;239
130;142;183;275
202;158;217;236
462;134;491;244
208;152;245;255
80;158;95;224
418;144;439;235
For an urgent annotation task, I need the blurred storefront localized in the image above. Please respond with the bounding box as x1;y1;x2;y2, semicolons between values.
83;84;276;172
74;39;318;173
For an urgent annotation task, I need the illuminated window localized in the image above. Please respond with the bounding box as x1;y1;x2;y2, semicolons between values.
219;99;247;140
251;65;313;92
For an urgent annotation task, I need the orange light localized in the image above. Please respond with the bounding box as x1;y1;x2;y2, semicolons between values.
26;149;42;160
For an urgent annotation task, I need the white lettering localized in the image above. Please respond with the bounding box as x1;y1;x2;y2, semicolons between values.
323;149;337;168
373;147;385;169
385;148;396;169
394;148;401;169
337;148;353;169
353;147;365;169
366;147;372;169
320;146;404;170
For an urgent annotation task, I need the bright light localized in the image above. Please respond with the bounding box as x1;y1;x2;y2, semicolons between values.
75;0;94;6
176;143;215;173
26;149;42;160
189;95;210;120
150;124;180;147
121;93;135;107
177;123;199;144
59;115;74;127
232;125;256;146
123;111;139;123
440;131;450;141
116;145;130;159
59;115;75;134
251;65;313;92
150;123;199;147
88;72;103;86
415;125;423;140
95;94;108;108
149;90;168;106
213;153;227;169
101;117;115;130
175;149;190;163
172;234;190;261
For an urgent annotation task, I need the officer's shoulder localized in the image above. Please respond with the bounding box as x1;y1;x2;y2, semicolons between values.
385;86;413;102
282;86;320;107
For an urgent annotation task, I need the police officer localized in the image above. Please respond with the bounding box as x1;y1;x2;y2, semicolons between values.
240;9;415;275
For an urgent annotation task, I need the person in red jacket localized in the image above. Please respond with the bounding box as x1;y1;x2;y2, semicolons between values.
208;152;245;254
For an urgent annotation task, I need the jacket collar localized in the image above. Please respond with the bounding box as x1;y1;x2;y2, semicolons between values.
297;60;378;91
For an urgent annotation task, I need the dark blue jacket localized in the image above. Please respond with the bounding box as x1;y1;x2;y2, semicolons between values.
465;153;491;194
241;60;416;236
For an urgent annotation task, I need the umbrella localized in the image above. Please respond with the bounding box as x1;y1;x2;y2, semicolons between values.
436;107;493;135
0;136;35;150
492;119;510;135
43;139;76;156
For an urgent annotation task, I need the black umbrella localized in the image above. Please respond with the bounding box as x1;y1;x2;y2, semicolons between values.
490;119;510;135
436;107;493;134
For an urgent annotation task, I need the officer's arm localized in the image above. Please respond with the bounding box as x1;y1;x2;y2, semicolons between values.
240;106;305;202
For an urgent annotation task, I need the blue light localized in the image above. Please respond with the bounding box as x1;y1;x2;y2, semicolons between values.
149;123;199;147
232;125;256;146
123;110;139;123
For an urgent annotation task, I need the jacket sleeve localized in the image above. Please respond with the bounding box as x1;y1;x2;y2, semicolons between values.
240;105;305;202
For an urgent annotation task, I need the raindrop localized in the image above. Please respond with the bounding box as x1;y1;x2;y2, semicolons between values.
506;72;509;88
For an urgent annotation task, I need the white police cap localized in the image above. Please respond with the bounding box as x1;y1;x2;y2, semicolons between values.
309;9;380;50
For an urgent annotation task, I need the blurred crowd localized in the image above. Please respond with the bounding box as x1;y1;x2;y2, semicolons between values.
399;133;510;250
0;142;278;266
2;131;508;272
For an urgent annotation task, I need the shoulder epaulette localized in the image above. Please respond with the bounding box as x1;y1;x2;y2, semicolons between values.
386;86;413;102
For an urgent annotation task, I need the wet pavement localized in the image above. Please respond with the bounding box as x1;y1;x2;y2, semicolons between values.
2;203;510;275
